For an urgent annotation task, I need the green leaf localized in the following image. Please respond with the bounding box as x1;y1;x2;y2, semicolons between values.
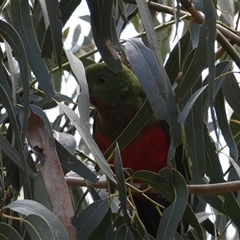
176;23;208;104
61;49;115;182
135;0;168;94
11;0;55;97
41;0;81;59
200;217;218;237
0;222;23;240
0;20;30;143
86;0;122;72
113;144;143;239
114;144;130;225
5;200;69;240
222;72;240;117
222;193;240;229
157;170;188;240
200;192;226;216
133;170;204;239
88;208;113;240
0;85;34;179
125;38;182;151
178;85;207;125
204;125;224;184
165;30;191;85
230;112;240;148
55;139;98;183
60;0;82;26
202;127;240;226
45;0;63;68
74;199;109;240
0;59;12;97
114;224;135;240
24;214;55;240
0;134;35;177
202;0;216;109
215;89;237;159
180;79;206;182
202;61;231;105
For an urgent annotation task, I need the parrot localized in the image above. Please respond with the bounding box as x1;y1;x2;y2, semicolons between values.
85;62;171;238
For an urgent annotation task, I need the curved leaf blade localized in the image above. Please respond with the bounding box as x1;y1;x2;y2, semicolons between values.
5;200;69;240
55;139;98;183
0;134;35;177
125;38;181;150
86;0;122;72
62;49;115;182
45;0;63;68
133;170;204;239
165;30;191;84
157;170;188;240
0;222;23;240
0;20;30;142
24;214;54;240
215;90;237;159
11;0;55;97
74;199;109;240
222;72;240;117
176;23;208;104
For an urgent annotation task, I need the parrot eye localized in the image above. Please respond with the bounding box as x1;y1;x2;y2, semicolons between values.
99;77;107;84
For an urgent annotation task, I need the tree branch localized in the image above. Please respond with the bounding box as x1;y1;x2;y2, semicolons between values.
66;177;240;195
123;0;240;67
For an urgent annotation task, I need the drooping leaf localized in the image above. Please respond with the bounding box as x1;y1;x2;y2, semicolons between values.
10;0;55;97
114;144;130;225
114;224;135;240
176;22;208;105
125;38;181;151
0;133;35;178
24;214;55;240
45;0;63;68
222;72;240;117
0;222;23;240
55;139;98;183
157;169;188;240
62;49;115;182
86;0;122;72
215;89;237;159
5;200;69;240
135;0;168;96
88;208;113;240
133;170;204;239
0;20;30;143
41;0;81;59
0;85;33;182
202;0;216;109
113;144;143;239
165;30;191;85
179;79;206;182
202;127;240;228
74;199;109;240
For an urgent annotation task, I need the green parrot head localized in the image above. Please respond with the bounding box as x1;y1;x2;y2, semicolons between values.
85;63;145;111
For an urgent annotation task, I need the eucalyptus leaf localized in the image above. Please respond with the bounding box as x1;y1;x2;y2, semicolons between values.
5;200;69;240
74;199;109;240
62;49;115;182
125;38;181;151
0;222;23;240
86;0;122;72
10;0;55;97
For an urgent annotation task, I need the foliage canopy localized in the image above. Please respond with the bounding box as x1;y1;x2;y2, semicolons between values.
1;0;240;239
